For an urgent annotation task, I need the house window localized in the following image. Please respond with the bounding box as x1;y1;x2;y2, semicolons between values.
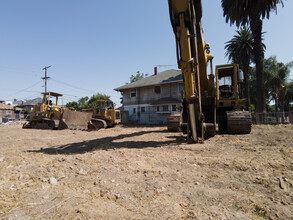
116;111;121;120
156;106;160;112
141;107;146;113
172;105;177;112
154;86;161;94
131;89;136;97
163;105;169;112
179;83;184;92
133;108;136;114
6;110;12;115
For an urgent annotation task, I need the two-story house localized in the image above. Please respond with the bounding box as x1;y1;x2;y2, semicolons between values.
115;69;183;124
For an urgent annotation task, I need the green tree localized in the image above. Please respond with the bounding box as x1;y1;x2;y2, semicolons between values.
225;26;254;110
66;101;79;110
78;96;89;110
264;57;292;114
249;57;292;115
129;71;148;83
221;0;284;117
87;93;111;109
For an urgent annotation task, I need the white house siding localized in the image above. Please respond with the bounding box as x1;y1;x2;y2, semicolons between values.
116;70;183;125
123;103;180;125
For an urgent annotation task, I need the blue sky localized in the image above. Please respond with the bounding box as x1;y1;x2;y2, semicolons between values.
0;0;292;106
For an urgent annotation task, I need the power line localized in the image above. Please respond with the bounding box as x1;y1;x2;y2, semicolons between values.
51;78;95;93
0;80;43;99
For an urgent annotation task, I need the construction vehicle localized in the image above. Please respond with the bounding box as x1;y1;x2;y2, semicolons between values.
216;64;251;133
88;100;121;130
167;0;251;143
23;92;92;130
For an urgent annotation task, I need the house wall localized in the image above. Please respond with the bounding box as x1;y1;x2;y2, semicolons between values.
0;109;16;118
0;108;24;123
123;82;182;105
121;82;182;125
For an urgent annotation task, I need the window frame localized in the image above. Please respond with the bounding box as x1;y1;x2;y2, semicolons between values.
179;83;184;92
131;89;136;97
162;105;169;112
154;86;161;94
141;106;146;113
172;105;177;112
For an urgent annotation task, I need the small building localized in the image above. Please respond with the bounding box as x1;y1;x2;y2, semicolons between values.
0;103;24;123
17;97;42;111
115;69;183;125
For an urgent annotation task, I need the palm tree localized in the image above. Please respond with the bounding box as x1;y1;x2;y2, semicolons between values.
224;26;254;110
221;0;284;122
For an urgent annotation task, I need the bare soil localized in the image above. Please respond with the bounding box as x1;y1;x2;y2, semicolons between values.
0;123;292;219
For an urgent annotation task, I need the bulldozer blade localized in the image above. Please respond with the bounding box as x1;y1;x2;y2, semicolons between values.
59;109;93;130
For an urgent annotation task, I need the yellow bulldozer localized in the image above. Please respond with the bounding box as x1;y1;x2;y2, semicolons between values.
216;64;251;133
88;100;121;130
23;92;92;130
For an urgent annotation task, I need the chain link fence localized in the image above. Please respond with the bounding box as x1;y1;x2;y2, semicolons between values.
255;112;293;124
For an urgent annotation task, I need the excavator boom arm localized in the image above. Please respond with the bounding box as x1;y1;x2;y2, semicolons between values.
168;0;215;142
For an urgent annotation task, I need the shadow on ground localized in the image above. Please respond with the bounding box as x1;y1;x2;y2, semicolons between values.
28;130;185;155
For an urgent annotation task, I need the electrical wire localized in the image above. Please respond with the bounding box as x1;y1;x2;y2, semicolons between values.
50;79;95;93
0;80;43;99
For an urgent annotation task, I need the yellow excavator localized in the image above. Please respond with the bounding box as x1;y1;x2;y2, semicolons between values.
88;100;121;130
168;0;251;143
23;92;92;130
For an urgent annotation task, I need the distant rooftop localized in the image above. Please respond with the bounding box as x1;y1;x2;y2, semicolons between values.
114;69;182;91
18;97;42;106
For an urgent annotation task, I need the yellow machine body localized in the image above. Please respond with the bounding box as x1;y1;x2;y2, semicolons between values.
168;0;251;142
89;100;120;130
23;92;92;130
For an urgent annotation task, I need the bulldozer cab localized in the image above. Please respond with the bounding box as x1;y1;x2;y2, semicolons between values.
42;92;64;107
32;92;64;120
94;100;113;115
216;64;246;109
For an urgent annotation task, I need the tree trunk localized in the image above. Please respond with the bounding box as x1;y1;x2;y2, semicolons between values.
275;95;278;123
243;62;250;111
250;17;265;123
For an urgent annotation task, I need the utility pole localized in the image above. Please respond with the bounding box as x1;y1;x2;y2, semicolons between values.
42;66;51;93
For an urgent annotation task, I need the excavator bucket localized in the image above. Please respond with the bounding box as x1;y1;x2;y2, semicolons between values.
59;109;93;130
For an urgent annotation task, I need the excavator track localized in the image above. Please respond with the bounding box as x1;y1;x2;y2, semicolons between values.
226;111;252;134
23;119;56;130
88;118;107;131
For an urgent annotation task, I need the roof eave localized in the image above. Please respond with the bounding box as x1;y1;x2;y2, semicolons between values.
114;79;183;92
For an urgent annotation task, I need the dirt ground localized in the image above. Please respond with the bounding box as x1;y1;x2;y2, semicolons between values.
0;123;292;219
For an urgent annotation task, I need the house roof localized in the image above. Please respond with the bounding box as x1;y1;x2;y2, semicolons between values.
114;69;182;91
21;97;42;106
0;103;22;111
